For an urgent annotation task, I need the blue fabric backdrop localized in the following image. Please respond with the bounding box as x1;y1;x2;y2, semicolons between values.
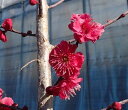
0;0;128;110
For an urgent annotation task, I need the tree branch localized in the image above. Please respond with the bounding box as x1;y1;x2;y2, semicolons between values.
20;59;41;71
11;29;36;37
104;10;128;27
48;0;64;9
101;99;128;110
120;99;128;104
67;10;128;43
37;0;53;110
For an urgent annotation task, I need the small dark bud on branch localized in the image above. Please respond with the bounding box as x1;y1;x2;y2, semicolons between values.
22;106;28;110
27;30;32;35
118;14;126;19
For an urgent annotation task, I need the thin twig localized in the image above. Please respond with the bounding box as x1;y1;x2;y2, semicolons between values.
101;99;128;110
120;99;128;104
20;59;41;71
104;10;128;27
11;29;36;37
48;0;64;9
0;26;36;37
67;10;128;43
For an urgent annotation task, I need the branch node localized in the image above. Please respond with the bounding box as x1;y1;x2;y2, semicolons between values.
104;10;128;27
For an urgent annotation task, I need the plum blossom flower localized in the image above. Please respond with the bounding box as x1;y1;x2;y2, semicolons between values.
0;97;14;106
0;97;17;110
0;30;7;42
68;14;104;43
46;76;83;100
2;19;13;31
49;41;84;78
0;89;18;110
29;0;39;5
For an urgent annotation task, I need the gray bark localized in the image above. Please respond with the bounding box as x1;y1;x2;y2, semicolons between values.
37;0;53;110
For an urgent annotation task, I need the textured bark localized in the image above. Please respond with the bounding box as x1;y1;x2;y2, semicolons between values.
37;0;53;110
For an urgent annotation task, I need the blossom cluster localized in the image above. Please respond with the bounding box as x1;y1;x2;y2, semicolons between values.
68;14;104;43
47;41;84;99
0;12;105;101
0;0;39;42
46;14;105;100
0;88;18;110
0;18;13;42
0;88;28;110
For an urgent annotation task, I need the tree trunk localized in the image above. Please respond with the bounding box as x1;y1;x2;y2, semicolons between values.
37;0;53;110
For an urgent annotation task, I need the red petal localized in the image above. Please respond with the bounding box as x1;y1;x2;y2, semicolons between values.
0;97;14;106
29;0;39;5
0;31;7;42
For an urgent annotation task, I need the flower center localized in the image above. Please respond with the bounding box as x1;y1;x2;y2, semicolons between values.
62;56;69;62
82;24;89;34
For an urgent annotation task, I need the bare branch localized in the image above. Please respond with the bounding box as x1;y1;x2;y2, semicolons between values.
120;99;128;104
101;99;128;110
20;59;41;71
11;29;36;37
104;10;128;27
48;0;64;9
